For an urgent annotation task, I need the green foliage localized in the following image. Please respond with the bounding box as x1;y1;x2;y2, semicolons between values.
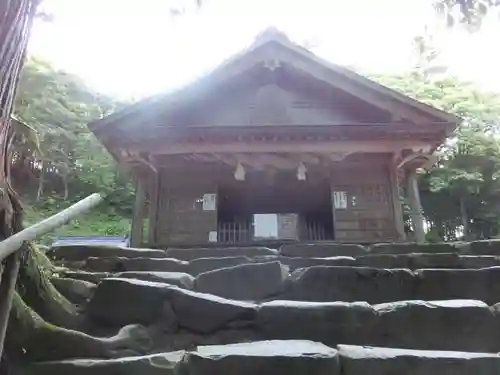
374;59;500;240
13;56;134;238
435;0;500;29
23;204;131;245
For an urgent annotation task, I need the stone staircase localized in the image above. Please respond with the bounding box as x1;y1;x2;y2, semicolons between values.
16;240;500;374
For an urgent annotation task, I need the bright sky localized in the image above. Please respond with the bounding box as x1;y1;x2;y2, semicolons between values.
29;0;500;99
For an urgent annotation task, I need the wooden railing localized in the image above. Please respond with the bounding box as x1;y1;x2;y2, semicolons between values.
0;193;103;357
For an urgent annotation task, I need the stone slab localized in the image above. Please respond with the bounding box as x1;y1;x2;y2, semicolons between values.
87;278;174;326
188;256;256;276
280;243;368;257
114;271;195;289
415;267;500;304
180;340;340;375
463;240;500;255
195;261;289;300
165;246;278;261
284;266;416;303
84;257;188;273
459;255;500;268
51;277;96;304
15;351;185;375
355;253;460;269
270;256;357;271
60;270;110;284
256;300;377;346
256;299;498;352
170;288;257;333
369;242;461;255
373;300;498;352
47;245;168;261
338;345;500;375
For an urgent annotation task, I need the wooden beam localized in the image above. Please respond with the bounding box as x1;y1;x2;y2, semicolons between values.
130;140;432;156
389;160;406;241
148;172;160;245
258;153;297;169
131;179;146;247
407;171;425;243
233;153;267;170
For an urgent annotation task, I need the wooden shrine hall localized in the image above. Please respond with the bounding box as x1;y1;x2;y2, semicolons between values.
89;28;461;247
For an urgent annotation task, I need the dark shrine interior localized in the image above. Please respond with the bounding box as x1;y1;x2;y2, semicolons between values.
217;170;334;240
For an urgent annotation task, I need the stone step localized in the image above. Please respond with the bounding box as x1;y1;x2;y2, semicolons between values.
14;350;185;375
83;256;188;273
337;344;500;374
86;278;500;352
51;277;96;305
165;246;279;260
194;261;289;300
285;265;500;305
280;243;368;257
48;240;500;264
73;253;500;275
47;245;168;261
114;271;195;289
16;341;500;375
369;240;500;255
257;299;499;352
369;242;462;255
70;262;500;304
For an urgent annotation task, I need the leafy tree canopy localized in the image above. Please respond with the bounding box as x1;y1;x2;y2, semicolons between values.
13;56;135;238
436;0;500;28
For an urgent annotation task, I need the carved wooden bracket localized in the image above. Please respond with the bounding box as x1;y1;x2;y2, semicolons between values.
262;58;281;71
123;150;158;174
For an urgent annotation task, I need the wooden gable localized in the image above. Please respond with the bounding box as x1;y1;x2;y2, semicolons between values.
90;27;461;147
119;65;393;135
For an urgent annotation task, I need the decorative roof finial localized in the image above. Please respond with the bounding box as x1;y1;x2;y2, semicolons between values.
253;26;290;45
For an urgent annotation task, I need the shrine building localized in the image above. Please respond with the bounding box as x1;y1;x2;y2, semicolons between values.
89;28;461;247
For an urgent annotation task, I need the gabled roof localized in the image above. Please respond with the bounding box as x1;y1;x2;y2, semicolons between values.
89;27;461;135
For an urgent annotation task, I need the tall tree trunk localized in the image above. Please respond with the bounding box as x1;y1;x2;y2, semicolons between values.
0;3;154;366
0;0;42;358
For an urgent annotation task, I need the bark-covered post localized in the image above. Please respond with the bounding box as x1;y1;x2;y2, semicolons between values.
0;0;42;357
389;161;406;241
131;178;146;247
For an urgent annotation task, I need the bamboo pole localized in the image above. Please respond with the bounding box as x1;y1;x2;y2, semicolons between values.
0;193;103;262
0;193;103;358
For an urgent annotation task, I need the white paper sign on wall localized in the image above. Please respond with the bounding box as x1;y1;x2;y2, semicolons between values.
208;231;218;242
333;191;348;209
202;194;217;211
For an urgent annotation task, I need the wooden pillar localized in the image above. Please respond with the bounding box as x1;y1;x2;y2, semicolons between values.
148;172;160;245
389;164;406;241
131;178;146;247
407;171;425;243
